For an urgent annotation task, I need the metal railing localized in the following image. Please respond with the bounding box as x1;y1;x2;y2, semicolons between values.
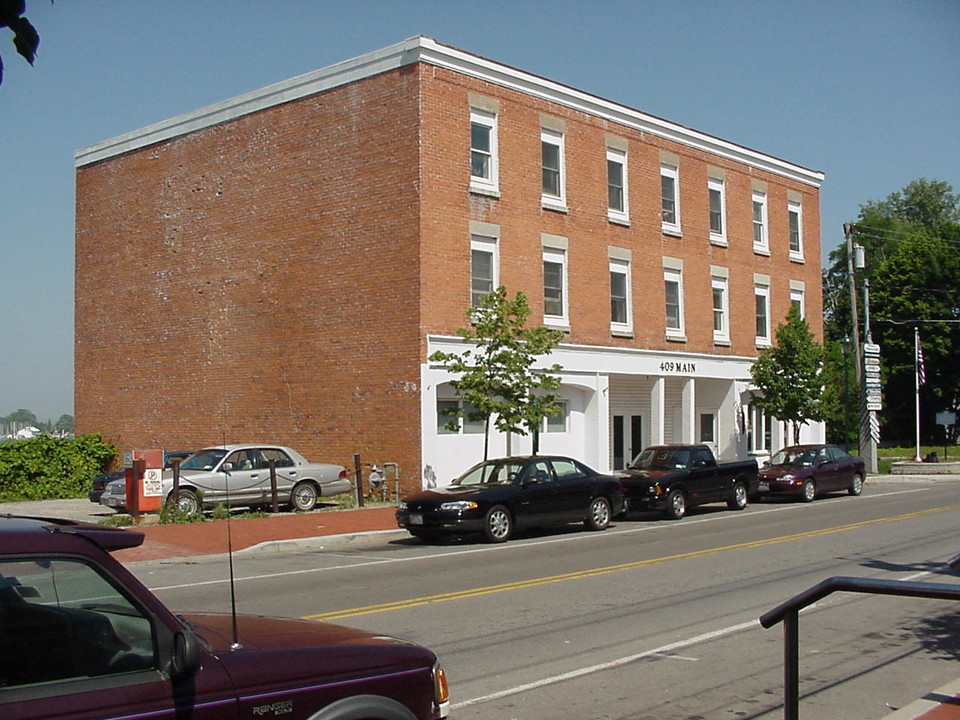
760;554;960;720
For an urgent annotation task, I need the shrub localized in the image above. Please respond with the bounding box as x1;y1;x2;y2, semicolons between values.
0;434;117;501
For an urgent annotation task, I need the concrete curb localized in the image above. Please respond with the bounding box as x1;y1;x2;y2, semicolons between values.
880;677;960;719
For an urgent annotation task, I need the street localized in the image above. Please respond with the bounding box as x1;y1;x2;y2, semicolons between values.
132;480;960;719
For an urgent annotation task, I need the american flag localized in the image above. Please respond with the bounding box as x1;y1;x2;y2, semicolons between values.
917;333;926;386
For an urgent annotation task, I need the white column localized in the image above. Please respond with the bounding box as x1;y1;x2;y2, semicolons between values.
681;377;696;443
650;377;665;446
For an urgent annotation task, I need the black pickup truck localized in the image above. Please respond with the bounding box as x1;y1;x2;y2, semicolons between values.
619;444;759;519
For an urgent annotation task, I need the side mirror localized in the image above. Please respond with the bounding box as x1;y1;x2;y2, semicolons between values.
222;462;234;473
170;630;202;679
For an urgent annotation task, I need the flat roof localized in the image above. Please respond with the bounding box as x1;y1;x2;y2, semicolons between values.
75;35;824;187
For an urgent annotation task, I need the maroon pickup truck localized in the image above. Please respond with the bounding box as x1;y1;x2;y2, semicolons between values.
0;515;450;720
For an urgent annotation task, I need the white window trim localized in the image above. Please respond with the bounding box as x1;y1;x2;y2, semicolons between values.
542;246;568;327
788;200;804;262
753;190;769;255
711;274;730;345
609;257;632;334
606;146;629;224
541;128;566;211
469;107;498;196
663;265;685;340
470;234;499;307
661;163;681;236
755;281;771;346
790;280;805;318
708;176;726;245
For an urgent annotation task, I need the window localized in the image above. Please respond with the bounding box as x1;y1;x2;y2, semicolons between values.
0;557;156;688
541;128;565;208
607;147;628;222
711;274;729;344
542;246;568;325
699;413;716;444
661;163;680;233
752;190;768;253
470;108;498;194
543;400;568;433
470;234;498;307
790;284;805;318
788;200;803;260
609;257;631;332
708;176;726;243
663;265;684;339
436;399;484;434
755;281;771;345
747;405;773;454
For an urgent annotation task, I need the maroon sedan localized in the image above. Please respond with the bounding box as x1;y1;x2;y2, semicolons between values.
757;444;866;502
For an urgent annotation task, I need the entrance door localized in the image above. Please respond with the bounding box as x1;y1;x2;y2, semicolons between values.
612;414;643;469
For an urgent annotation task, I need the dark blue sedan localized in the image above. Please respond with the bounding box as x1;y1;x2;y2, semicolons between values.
397;456;624;543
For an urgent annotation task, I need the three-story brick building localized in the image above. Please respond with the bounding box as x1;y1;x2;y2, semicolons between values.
75;36;824;494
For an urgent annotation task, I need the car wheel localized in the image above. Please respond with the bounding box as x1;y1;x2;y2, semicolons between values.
849;473;864;496
483;505;513;543
291;481;319;511
584;496;611;531
172;489;201;515
665;489;686;520
727;481;748;510
801;480;816;502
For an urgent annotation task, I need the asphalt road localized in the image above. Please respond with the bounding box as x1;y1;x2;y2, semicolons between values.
130;480;960;720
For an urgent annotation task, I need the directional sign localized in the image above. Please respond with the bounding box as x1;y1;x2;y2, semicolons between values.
866;402;883;411
863;342;881;355
864;357;881;367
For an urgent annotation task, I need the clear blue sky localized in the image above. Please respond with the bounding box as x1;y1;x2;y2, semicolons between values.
1;0;958;422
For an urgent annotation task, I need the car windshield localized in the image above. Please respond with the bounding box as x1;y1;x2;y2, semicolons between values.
180;449;227;471
630;448;691;471
769;448;818;467
452;461;525;486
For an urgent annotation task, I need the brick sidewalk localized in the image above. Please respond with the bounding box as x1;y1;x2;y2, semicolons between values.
113;505;401;562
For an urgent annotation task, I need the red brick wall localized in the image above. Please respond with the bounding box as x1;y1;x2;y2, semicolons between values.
76;59;822;497
76;67;428;494
415;66;822;354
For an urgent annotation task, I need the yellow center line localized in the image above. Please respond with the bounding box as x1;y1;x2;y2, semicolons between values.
302;504;960;622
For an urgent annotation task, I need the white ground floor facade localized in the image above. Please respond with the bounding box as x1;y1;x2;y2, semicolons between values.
419;336;825;488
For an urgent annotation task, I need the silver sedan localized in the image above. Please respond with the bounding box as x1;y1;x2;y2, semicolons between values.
101;445;350;513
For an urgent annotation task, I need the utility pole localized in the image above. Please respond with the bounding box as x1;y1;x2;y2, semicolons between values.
845;223;879;474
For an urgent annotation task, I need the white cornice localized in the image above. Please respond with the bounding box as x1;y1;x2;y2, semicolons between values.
75;35;824;187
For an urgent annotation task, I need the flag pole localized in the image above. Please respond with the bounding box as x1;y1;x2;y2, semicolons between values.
914;327;922;462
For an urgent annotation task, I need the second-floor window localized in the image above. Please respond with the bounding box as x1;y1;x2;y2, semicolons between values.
661;163;680;233
712;274;729;344
543;246;567;325
470;108;498;194
470;234;498;307
664;266;684;338
755;282;771;344
541;128;565;208
609;257;631;331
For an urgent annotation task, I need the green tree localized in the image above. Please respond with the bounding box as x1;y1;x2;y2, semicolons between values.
821;178;960;444
0;0;40;86
750;305;825;444
4;408;38;426
429;287;565;462
54;414;74;433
